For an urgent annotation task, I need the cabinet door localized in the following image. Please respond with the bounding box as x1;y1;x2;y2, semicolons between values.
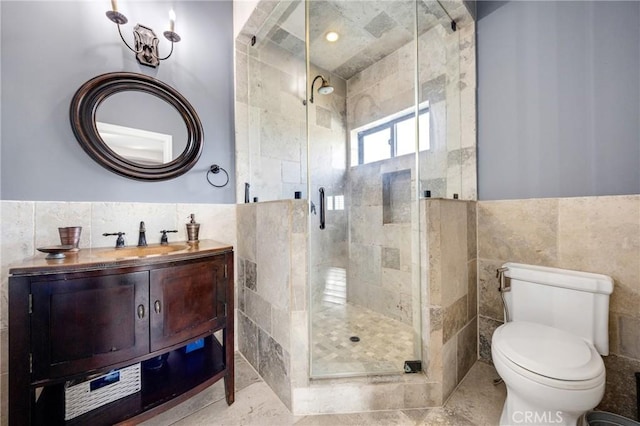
31;271;149;380
150;256;226;352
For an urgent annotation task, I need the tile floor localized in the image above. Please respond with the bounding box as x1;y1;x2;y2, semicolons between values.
311;302;415;376
141;353;507;426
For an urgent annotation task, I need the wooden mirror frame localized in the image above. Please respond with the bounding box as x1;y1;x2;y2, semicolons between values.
70;72;203;181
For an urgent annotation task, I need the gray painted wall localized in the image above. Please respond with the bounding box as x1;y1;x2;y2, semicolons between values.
477;1;640;200
1;1;235;203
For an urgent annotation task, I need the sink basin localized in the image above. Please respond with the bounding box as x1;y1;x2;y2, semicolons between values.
100;244;188;259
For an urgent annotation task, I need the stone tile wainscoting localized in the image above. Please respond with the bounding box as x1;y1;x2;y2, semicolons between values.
477;195;640;418
0;200;237;426
236;200;438;414
421;199;478;402
236;200;308;410
237;198;479;414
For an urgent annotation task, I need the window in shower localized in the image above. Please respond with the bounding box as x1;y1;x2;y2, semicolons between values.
352;105;430;166
326;195;344;211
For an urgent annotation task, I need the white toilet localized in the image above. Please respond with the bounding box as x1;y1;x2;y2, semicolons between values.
492;262;614;426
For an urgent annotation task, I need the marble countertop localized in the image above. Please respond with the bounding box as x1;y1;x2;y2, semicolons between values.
9;239;233;276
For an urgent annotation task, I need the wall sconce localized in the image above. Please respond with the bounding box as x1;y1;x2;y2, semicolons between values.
106;0;181;68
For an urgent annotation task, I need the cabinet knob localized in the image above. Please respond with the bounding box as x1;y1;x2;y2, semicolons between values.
137;304;145;319
154;300;161;314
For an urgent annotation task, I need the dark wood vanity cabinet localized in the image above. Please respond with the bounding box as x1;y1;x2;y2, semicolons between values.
150;258;226;352
9;247;234;425
30;271;149;381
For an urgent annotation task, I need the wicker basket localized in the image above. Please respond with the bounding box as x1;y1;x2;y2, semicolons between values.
64;363;141;420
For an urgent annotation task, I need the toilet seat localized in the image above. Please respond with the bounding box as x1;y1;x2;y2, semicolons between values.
493;322;605;389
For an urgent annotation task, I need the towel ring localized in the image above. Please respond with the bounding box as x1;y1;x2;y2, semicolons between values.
206;164;229;188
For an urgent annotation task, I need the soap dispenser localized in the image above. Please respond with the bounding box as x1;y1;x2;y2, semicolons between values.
186;213;200;243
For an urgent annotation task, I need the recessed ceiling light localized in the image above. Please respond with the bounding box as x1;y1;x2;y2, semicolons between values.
326;31;339;42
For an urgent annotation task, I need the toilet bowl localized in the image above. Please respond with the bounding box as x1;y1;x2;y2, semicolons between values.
493;321;606;426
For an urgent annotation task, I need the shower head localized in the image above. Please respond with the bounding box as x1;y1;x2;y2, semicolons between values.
309;75;333;103
317;80;334;95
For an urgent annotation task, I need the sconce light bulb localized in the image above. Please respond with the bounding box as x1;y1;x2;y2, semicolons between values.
169;9;176;32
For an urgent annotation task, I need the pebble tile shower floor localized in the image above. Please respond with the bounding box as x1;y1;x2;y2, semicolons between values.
311;302;415;376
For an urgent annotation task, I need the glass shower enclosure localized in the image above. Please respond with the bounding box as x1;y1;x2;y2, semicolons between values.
305;0;465;377
238;0;471;379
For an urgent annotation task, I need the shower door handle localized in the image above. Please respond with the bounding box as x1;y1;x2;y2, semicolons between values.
319;187;326;230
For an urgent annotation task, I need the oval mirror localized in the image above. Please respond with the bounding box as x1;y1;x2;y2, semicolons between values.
70;72;203;181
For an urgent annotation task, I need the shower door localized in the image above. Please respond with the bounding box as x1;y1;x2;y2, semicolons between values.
307;0;423;377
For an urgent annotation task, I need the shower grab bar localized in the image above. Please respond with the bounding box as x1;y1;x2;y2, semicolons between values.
319;187;326;230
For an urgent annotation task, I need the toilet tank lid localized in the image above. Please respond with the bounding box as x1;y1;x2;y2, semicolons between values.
503;262;613;295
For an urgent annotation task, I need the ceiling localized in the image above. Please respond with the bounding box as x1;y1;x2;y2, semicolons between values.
260;0;451;80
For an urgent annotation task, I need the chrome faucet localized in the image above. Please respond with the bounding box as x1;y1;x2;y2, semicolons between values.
138;221;147;247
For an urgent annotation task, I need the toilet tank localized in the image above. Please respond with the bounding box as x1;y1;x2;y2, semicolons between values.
502;262;614;355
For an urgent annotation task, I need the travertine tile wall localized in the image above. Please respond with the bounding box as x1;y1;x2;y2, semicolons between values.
307;65;349;310
343;19;476;323
235;37;305;202
0;200;237;426
347;155;415;324
346;19;477;200
477;195;640;418
236;12;308;203
235;0;351;313
451;21;477;201
236;200;307;410
421;199;477;402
